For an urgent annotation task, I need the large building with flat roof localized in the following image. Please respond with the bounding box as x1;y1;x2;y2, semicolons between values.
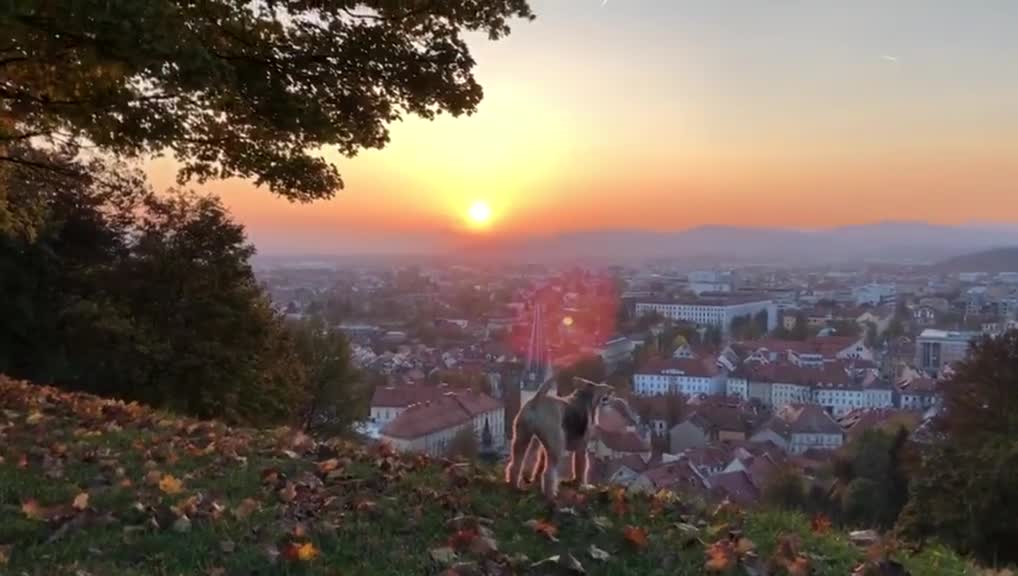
634;294;776;335
915;329;979;374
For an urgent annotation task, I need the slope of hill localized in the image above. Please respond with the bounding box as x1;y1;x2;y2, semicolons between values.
933;247;1018;274
450;222;1018;265
0;377;973;575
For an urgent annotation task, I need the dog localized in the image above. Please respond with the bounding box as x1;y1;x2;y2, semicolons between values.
505;376;617;499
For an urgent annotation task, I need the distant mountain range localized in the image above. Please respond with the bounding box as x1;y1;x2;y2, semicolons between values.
452;221;1018;265
933;247;1018;274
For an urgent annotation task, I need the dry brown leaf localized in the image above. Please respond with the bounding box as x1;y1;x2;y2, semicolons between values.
277;482;297;503
0;544;11;566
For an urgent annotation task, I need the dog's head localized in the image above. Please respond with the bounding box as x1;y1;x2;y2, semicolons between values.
573;377;615;407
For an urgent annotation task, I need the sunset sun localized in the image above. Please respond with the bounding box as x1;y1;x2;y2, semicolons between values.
466;200;493;229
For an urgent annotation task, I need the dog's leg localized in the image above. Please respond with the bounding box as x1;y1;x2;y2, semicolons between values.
572;447;589;486
528;446;547;484
505;429;533;488
539;430;564;500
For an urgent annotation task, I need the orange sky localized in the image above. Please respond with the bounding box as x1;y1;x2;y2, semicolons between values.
147;1;1018;253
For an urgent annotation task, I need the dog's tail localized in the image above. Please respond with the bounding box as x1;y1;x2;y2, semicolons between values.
533;375;557;398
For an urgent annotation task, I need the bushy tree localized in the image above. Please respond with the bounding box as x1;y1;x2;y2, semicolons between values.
896;331;1018;564
446;426;479;461
0;152;311;425
1;0;533;200
289;316;367;436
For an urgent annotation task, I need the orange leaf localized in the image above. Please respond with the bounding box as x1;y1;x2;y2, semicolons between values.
705;541;736;573
282;541;318;562
811;514;832;535
72;492;89;511
526;519;559;541
622;525;648;549
0;544;11;566
278;482;297;503
317;458;340;474
159;474;184;495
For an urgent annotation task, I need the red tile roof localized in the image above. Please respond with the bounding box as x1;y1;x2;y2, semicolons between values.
380;391;501;440
640;461;706;491
371;385;445;408
597;428;651;453
709;470;760;505
773;403;843;435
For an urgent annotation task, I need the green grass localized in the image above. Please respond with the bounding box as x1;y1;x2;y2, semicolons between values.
0;377;978;575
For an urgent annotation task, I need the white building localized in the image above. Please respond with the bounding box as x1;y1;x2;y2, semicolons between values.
915;329;978;374
751;404;844;455
635;295;776;335
633;357;725;397
379;391;504;457
853;283;897;306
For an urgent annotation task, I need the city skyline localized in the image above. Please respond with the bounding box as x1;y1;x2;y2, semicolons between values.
147;0;1018;253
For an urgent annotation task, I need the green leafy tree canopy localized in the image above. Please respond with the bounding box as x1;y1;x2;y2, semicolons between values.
1;0;533;200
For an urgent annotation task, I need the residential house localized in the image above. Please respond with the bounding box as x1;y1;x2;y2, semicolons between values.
668;403;751;453
895;376;941;411
750;404;844;455
633;357;724;397
380;390;504;456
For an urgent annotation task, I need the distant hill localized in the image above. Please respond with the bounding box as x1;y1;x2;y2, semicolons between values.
453;222;1018;265
934;247;1018;274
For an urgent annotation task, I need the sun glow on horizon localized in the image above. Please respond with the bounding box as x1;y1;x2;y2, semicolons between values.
466;200;494;229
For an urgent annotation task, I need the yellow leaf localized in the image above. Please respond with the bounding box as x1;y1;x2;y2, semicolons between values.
295;541;318;561
72;492;89;511
159;474;184;495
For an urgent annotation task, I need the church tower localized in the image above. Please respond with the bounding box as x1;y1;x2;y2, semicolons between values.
520;303;554;407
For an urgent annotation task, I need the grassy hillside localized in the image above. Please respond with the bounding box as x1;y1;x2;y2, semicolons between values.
0;377;975;575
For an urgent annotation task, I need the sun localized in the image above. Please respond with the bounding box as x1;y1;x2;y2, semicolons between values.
466;200;493;228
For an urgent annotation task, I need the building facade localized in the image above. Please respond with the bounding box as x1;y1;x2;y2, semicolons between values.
635;296;776;335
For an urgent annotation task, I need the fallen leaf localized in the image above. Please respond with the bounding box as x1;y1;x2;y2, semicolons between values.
317;458;340;474
705;540;736;573
622;525;648;549
159;474;184;495
293;541;318;561
588;544;610;562
0;544;11;566
21;499;46;521
736;537;756;555
220;539;236;553
278;482;297;503
592;515;613;531
525;518;559;542
811;514;832;535
72;492;90;511
531;553;586;575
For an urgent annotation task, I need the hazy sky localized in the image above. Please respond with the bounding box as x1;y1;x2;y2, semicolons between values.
149;0;1018;253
